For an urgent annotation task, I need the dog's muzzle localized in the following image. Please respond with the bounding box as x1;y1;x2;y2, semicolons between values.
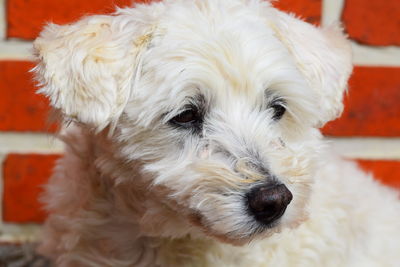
246;184;293;225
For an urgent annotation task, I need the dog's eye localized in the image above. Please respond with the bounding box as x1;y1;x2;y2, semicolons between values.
170;107;202;128
174;110;197;123
271;102;286;120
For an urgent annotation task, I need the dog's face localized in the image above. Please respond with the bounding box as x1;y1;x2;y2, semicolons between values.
33;0;352;245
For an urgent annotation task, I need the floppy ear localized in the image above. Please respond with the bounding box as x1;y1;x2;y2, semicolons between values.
273;12;353;127
33;13;155;130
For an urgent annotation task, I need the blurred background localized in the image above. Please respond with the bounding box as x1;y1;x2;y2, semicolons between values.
0;0;399;244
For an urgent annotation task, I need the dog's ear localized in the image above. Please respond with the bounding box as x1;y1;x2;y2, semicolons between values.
33;13;155;130
273;12;353;127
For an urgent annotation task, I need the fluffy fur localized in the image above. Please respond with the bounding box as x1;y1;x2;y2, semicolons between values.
32;0;400;266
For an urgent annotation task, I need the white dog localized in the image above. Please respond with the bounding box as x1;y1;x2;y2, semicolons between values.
32;0;400;266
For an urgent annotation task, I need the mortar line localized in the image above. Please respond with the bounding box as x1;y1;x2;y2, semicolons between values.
0;132;64;154
352;42;400;67
0;40;34;60
327;137;400;160
0;223;42;242
0;0;5;39
0;154;6;226
321;0;345;27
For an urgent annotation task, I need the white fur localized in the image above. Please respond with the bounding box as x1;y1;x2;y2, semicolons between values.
33;0;400;266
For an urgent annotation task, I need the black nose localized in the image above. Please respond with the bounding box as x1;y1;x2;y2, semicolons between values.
246;184;293;225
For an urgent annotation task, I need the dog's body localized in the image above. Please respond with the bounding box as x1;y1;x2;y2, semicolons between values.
33;0;400;266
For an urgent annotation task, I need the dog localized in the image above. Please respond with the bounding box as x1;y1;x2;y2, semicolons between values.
32;0;400;266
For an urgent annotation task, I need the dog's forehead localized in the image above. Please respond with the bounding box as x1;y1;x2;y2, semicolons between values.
143;1;298;101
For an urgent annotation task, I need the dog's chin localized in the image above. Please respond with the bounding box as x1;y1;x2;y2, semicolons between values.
187;211;288;246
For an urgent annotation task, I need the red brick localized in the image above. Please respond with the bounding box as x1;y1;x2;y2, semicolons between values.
0;61;56;132
3;154;60;223
323;67;400;137
342;0;400;46
357;160;400;189
7;0;150;40
273;0;321;25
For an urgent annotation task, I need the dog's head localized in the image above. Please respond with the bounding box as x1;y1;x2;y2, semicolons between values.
33;0;352;245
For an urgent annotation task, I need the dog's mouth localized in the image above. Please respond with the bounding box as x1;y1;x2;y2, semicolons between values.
187;211;252;246
186;204;288;246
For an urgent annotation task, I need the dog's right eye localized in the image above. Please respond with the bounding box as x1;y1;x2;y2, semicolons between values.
173;110;197;124
169;107;203;129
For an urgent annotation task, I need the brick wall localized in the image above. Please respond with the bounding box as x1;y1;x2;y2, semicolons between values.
0;0;399;242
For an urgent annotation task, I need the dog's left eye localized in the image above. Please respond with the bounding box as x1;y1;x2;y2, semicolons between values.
170;107;202;129
270;102;286;120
